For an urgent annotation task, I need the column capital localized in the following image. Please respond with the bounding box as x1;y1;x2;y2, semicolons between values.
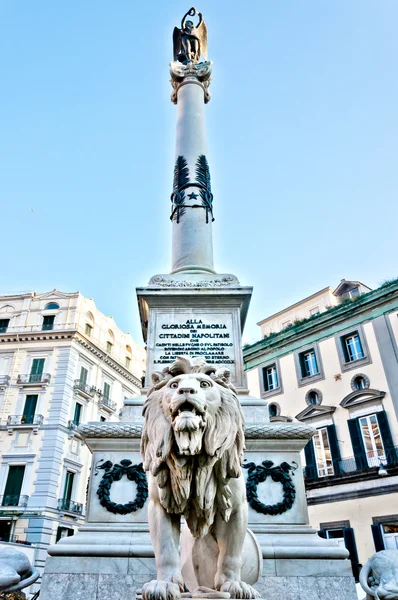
170;61;212;105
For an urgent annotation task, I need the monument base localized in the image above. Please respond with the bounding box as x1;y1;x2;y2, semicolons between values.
39;555;357;600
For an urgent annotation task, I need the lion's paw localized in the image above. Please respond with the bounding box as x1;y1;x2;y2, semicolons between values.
141;580;182;600
219;581;261;599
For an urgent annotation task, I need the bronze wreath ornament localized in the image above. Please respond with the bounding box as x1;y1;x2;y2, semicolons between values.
243;460;297;516
96;459;148;515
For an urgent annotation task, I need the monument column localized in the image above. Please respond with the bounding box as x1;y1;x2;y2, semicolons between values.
170;62;214;274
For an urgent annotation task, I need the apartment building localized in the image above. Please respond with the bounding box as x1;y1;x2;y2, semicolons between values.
0;289;145;577
243;279;398;578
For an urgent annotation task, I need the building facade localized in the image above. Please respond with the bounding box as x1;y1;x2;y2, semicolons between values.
243;279;398;577
0;290;145;577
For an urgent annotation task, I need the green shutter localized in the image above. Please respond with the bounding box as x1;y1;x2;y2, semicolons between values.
80;367;88;385
326;424;342;475
73;403;82;426
23;395;38;424
371;524;385;552
31;358;44;375
3;466;25;506
376;411;396;464
347;418;367;470
64;472;74;502
343;527;360;582
304;440;318;480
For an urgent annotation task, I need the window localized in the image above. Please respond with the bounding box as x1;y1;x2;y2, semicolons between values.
262;364;279;392
56;526;74;542
73;403;82;426
2;466;25;507
44;302;59;310
106;341;113;354
353;375;367;390
268;403;280;418
310;307;320;316
0;319;10;333
42;315;55;331
313;428;334;477
299;350;319;378
103;382;111;399
63;471;75;502
381;522;398;550
359;414;385;466
306;390;321;406
85;324;92;337
22;395;38;424
125;356;131;369
29;358;44;383
282;320;291;329
80;366;88;385
342;332;364;362
100;416;106;422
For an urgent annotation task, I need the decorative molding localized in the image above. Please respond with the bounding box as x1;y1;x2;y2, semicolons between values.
295;404;336;422
340;388;386;409
78;421;315;441
243;460;297;515
96;459;148;515
170;60;212;104
148;275;239;288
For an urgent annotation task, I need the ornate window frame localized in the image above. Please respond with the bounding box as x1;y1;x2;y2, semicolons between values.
258;358;283;400
294;342;325;387
335;325;372;372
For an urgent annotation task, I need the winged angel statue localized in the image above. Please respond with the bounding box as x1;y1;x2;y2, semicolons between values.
173;7;208;64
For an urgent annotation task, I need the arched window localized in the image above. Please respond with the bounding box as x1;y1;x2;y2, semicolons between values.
44;302;60;310
306;389;322;406
268;403;280;418
351;373;370;391
0;305;14;314
108;329;115;340
86;311;94;323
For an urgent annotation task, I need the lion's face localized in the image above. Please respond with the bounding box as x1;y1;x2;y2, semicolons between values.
162;373;222;456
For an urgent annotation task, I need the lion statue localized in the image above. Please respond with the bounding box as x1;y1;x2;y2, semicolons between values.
140;356;260;600
360;550;398;600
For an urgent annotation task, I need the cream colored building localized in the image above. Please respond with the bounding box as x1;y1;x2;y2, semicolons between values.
0;290;145;578
244;279;398;579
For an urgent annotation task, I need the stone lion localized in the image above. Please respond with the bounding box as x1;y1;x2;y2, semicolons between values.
360;550;398;600
140;356;260;600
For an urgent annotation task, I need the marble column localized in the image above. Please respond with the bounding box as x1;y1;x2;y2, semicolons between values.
170;61;214;274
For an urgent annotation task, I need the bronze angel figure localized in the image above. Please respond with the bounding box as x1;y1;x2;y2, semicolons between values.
173;7;208;64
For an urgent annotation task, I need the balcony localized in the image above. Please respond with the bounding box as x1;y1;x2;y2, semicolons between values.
57;498;83;515
304;446;398;483
0;375;10;390
0;495;29;509
17;373;51;387
73;379;95;399
6;414;44;435
98;396;117;413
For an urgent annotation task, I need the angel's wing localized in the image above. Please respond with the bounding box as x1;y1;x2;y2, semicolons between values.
173;27;182;61
196;18;208;61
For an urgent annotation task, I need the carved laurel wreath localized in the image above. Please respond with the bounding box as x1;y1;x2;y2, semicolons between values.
96;459;148;515
243;460;297;516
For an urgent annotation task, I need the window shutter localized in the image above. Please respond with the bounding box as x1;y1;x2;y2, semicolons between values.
371;524;385;552
31;358;44;375
23;395;38;424
318;529;327;539
347;417;367;470
304;440;318;480
326;424;342;475
376;411;396;464
343;527;360;582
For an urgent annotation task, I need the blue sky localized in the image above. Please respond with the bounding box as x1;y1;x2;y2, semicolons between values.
1;1;397;345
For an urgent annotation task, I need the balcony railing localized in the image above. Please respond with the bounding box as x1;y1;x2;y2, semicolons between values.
73;379;95;397
0;495;29;508
57;498;83;515
17;373;51;385
305;446;398;481
0;375;10;387
7;414;44;427
99;396;117;412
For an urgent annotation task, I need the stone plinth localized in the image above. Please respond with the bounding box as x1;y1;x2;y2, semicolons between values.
39;419;357;600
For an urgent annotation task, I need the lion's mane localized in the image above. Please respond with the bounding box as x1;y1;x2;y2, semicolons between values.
141;356;245;538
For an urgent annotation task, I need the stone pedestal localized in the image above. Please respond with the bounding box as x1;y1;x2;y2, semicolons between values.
39;418;357;600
